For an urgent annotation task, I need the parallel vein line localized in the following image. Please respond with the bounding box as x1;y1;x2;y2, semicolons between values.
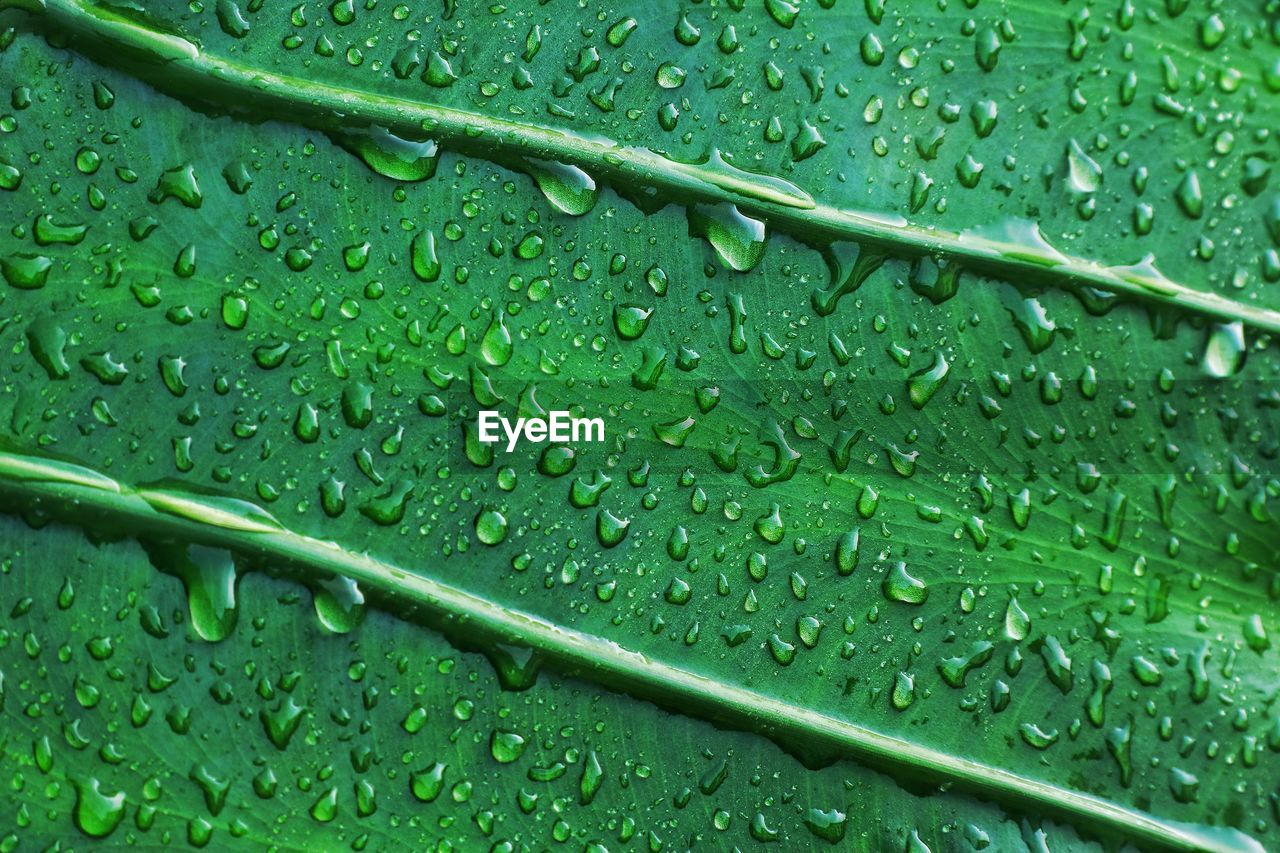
0;449;1261;853
11;0;1280;334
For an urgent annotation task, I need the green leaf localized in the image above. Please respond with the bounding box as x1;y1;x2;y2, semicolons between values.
0;0;1277;850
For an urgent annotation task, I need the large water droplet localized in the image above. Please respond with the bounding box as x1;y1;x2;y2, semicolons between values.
525;158;599;216
1202;321;1245;377
145;543;239;642
689;203;766;272
313;575;366;634
1065;138;1102;192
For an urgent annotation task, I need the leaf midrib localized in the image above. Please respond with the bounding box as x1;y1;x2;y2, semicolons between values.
0;448;1262;853
16;0;1280;335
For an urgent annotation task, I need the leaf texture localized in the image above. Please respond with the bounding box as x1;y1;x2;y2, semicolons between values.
0;0;1277;850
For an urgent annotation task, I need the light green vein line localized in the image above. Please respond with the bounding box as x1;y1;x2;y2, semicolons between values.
10;0;1280;334
0;449;1262;853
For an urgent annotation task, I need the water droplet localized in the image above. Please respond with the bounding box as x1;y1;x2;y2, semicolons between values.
1175;170;1204;219
907;352;950;408
525;158;598;216
490;730;527;763
1065;139;1102;192
480;311;513;366
1202;322;1245;377
411;763;447;802
144;544;239;642
411;230;441;282
883;561;928;604
613;304;653;340
1002;596;1031;641
475;507;509;545
689;204;766;272
313;575;366;633
73;778;126;839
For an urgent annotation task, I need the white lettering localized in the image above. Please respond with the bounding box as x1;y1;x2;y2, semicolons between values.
501;415;522;453
549;410;570;442
478;410;500;443
477;410;606;451
573;416;605;443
